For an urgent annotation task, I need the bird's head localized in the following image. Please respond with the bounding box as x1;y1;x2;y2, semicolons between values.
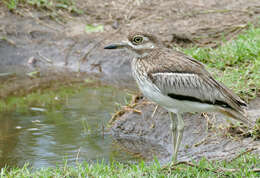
104;32;160;56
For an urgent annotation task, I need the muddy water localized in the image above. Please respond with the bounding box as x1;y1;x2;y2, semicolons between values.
0;85;139;168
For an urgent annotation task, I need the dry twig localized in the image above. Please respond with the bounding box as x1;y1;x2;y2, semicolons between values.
227;147;257;163
163;160;260;175
171;161;218;174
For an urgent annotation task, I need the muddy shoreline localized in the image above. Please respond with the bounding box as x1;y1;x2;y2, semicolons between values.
1;0;260;92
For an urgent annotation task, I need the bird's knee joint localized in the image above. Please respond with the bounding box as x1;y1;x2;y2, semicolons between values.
177;125;184;132
171;124;177;131
172;127;177;132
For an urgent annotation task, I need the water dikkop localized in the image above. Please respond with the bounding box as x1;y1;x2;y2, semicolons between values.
104;32;254;162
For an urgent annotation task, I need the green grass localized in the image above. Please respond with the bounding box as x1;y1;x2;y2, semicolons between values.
1;154;259;177
3;0;18;10
180;25;260;100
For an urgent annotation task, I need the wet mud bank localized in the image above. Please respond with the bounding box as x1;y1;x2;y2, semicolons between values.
0;14;135;93
110;97;260;162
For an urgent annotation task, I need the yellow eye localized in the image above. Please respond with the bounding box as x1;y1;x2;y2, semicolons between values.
133;36;143;44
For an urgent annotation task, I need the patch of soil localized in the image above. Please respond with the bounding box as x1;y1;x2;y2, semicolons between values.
79;0;260;47
110;96;260;162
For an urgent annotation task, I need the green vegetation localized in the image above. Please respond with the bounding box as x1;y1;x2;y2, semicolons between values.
85;24;104;33
1;154;259;177
180;25;260;100
3;0;18;10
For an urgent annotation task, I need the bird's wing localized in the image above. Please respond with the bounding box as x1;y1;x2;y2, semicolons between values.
149;72;230;107
147;51;247;112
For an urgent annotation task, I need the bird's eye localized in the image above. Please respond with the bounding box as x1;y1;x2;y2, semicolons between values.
132;36;143;44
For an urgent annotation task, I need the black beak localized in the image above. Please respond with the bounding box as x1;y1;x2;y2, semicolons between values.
104;42;129;50
104;44;119;49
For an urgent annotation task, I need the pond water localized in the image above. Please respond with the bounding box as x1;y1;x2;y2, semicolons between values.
0;85;139;168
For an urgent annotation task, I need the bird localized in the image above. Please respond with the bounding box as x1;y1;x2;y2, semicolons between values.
104;32;254;162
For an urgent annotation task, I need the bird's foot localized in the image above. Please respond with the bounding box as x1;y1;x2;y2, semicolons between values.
161;159;178;170
170;156;178;165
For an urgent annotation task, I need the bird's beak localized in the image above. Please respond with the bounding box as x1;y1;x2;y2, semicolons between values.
104;41;129;49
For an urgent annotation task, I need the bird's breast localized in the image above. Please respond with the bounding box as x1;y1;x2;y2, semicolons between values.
131;58;161;101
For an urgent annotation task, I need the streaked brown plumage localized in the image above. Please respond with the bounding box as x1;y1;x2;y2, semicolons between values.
104;32;254;162
137;47;249;123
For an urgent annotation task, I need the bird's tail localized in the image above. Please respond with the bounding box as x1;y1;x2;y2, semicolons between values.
217;107;254;128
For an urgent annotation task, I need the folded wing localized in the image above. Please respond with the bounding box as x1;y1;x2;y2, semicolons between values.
150;72;233;108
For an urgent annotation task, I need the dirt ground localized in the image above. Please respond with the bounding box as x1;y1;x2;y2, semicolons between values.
0;0;259;162
75;0;260;47
1;0;260;88
110;96;260;163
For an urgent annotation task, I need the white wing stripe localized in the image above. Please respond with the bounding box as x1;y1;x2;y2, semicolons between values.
152;73;196;77
150;72;226;104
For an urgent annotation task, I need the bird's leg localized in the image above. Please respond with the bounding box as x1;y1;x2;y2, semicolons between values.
169;112;178;162
169;112;184;163
151;105;159;118
175;113;184;160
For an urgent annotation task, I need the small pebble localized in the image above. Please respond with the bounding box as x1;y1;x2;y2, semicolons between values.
16;126;22;129
27;128;39;131
54;96;59;100
27;56;37;65
30;107;46;112
112;21;119;29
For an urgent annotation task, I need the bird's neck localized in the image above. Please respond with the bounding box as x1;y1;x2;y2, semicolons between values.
135;48;160;59
139;52;149;58
131;48;161;74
